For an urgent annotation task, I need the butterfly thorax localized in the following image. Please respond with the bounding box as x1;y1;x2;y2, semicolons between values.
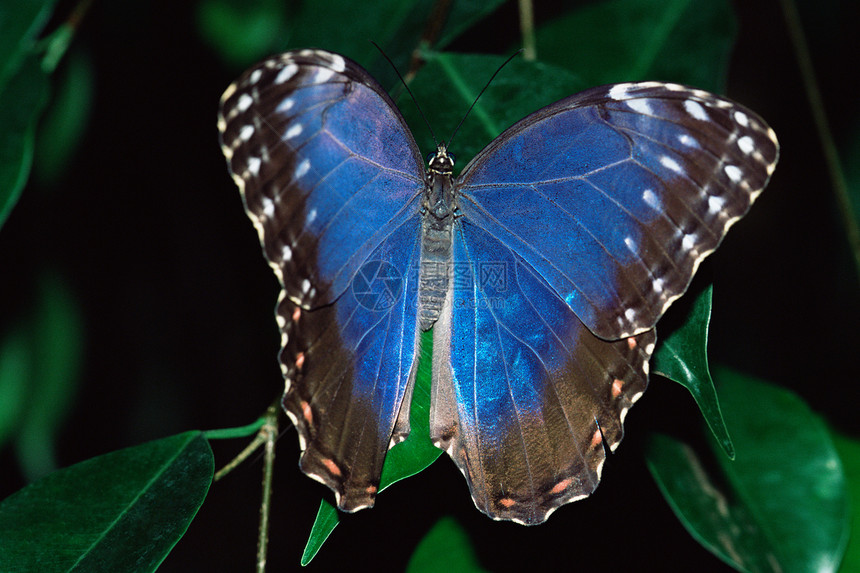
418;146;456;330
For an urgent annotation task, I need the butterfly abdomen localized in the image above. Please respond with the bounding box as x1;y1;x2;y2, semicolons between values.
418;165;456;330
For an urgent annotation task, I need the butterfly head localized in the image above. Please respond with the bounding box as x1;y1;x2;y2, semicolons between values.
427;144;455;175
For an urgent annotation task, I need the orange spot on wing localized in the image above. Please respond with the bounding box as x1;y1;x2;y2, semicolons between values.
301;400;313;425
612;378;624;398
292;307;301;323
591;429;603;448
499;497;516;509
295;352;305;370
322;458;342;477
627;337;637;350
550;478;573;495
366;485;377;495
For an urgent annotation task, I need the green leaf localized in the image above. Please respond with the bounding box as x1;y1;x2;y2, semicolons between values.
0;55;50;230
0;328;31;448
378;331;442;491
33;48;94;186
203;416;266;440
653;284;734;458
406;52;586;169
839;109;860;282
287;0;421;65
0;0;56;87
833;431;860;573
535;0;736;91
646;370;849;572
0;273;83;473
301;501;340;567
0;0;59;229
434;0;506;50
0;431;214;572
13;272;85;480
301;330;441;565
196;0;289;67
406;516;488;573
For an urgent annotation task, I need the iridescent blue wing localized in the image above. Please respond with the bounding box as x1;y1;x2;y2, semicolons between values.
431;82;778;523
218;50;425;511
458;82;778;339
432;219;655;524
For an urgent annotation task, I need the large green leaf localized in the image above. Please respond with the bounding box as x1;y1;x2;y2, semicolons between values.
0;431;214;572
646;370;849;572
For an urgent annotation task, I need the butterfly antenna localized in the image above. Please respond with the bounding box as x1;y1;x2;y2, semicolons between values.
373;42;439;149
447;49;524;149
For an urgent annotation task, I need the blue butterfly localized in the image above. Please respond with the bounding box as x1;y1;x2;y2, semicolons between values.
218;49;778;525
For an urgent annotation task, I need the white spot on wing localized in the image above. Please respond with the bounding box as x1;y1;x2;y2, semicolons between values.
609;83;632;100
734;110;749;127
239;125;254;141
237;93;253;112
276;98;295;113
275;63;298;84
661;156;684;174
737;135;754;155
262;197;275;217
247;156;261;176
285;124;303;140
683;99;708;121
329;53;346;72
682;233;697;251
624;236;638;253
627;99;652;115
725;164;742;183
643;189;660;209
295;159;310;178
314;67;335;83
708;195;726;213
678;133;698;147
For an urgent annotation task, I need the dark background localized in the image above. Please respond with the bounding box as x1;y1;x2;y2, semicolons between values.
1;0;857;570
